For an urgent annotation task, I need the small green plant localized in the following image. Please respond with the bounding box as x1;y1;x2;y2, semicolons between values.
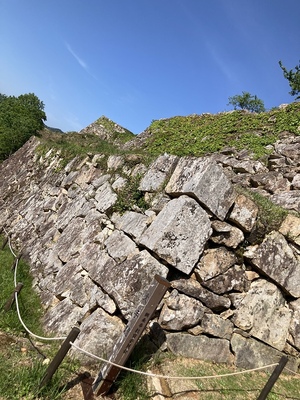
235;187;290;243
113;174;149;214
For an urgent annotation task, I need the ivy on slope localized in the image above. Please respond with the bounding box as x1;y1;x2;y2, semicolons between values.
144;102;300;159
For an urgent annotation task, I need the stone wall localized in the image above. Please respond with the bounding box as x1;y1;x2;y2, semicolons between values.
0;134;300;371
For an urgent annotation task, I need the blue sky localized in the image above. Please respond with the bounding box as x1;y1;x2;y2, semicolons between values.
1;0;299;134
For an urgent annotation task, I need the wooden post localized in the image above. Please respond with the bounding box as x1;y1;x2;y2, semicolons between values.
93;275;170;396
11;252;22;270
3;282;23;311
257;355;288;400
40;327;80;387
1;236;8;250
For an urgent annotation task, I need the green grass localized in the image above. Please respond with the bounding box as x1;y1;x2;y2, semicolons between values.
144;102;300;159
0;235;78;399
117;352;300;400
174;359;300;400
0;351;73;400
0;237;43;335
235;186;290;243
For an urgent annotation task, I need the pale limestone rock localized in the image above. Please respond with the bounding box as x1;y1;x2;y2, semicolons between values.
140;195;212;274
232;279;291;351
165;157;236;220
95;250;168;319
139;153;179;192
279;214;300;246
195;247;237;281
211;220;244;248
289;298;300;350
55;217;87;263
71;308;124;364
231;333;299;372
292;173;300;189
43;298;88;335
111;176;127;191
114;210;149;242
245;270;260;281
172;279;231;311
201;313;234;340
270;190;300;212
228;194;258;232
158;290;208;330
201;265;250;295
167;333;233;364
107;155;124;170
245;231;300;298
104;230;139;262
94;181;117;212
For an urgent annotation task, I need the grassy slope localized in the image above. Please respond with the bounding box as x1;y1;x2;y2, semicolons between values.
144;102;300;159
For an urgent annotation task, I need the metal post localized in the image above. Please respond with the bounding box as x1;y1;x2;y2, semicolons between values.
257;355;288;400
93;275;170;396
40;326;80;387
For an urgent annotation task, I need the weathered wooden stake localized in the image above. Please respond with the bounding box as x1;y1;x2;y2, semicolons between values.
3;282;24;311
11;252;22;271
93;275;171;396
257;355;288;400
1;236;8;250
40;326;80;387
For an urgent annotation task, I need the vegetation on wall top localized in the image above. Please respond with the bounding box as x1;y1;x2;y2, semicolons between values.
144;102;300;159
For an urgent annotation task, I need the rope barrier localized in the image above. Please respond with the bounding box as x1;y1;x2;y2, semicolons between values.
284;367;300;377
70;342;279;380
3;227;17;258
3;229;67;341
2;228;297;383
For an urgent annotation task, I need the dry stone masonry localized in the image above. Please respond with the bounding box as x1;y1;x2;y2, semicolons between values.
0;130;300;372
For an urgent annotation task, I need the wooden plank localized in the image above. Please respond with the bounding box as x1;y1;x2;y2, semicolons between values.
93;274;170;396
257;355;288;400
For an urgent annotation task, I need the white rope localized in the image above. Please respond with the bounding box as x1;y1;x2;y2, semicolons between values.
70;342;279;380
2;229;293;381
3;227;17;257
3;230;67;341
284;367;300;377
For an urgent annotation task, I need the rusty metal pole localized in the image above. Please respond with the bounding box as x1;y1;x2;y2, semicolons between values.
93;275;170;396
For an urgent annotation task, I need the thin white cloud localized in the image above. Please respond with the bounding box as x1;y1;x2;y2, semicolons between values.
65;41;88;70
204;39;240;86
65;41;99;81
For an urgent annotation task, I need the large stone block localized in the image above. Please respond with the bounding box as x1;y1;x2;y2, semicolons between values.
167;332;233;364
140;195;212;274
245;231;300;298
165;157;236;220
231;333;299;372
139;153;179;192
158;290;208;330
232;279;291;351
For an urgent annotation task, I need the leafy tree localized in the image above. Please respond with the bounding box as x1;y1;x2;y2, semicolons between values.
279;60;300;99
0;93;46;162
228;91;265;113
